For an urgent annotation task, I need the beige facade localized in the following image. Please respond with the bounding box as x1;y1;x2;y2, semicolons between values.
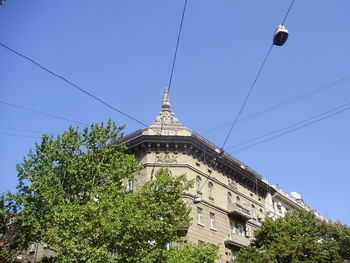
125;88;319;262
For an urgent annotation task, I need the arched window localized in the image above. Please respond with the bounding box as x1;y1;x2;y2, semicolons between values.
236;196;240;204
208;182;214;198
196;176;202;192
227;192;232;204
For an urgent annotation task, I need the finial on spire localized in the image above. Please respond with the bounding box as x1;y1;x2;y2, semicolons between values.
150;87;181;127
162;87;171;111
146;87;191;136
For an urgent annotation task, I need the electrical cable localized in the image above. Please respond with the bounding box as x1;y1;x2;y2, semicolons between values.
282;0;296;25
167;0;188;94
220;0;297;151
225;102;350;151
228;102;350;153
173;74;350;166
185;0;298;206
180;101;350;209
0;100;89;126
221;44;274;150
0;132;40;139
150;0;189;178
202;75;350;135
227;103;350;151
0;126;46;134
0;42;148;128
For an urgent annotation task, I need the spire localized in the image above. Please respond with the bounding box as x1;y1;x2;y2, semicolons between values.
161;88;171;111
151;87;181;126
144;87;193;138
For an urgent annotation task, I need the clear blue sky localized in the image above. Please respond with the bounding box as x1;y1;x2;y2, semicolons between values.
1;1;349;224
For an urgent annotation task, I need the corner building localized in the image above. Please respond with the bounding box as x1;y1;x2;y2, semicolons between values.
125;89;317;262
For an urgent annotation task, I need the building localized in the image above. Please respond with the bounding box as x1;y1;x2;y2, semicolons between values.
124;88;319;262
7;88;320;263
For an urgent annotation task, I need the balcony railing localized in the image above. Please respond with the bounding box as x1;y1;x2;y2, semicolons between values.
224;234;250;248
227;203;251;221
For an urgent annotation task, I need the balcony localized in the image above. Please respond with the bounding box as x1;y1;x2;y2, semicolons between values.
224;234;251;248
227;203;251;221
177;225;189;237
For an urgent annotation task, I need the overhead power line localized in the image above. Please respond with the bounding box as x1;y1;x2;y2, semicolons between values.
227;102;350;153
167;0;188;94
0;100;88;126
202;75;350;135
151;0;189;178
282;0;296;25
221;44;274;150
220;0;296;150
0;42;148;128
0;132;40;139
0;126;46;134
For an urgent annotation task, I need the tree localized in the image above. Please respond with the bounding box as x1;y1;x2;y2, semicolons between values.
235;210;350;263
166;243;219;263
1;121;219;263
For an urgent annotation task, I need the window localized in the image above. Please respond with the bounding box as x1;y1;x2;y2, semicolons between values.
209;212;216;230
237;224;245;237
127;180;134;192
208;182;214;199
229;220;236;235
227;192;232;204
277;205;282;214
236;196;240;204
251;204;256;220
196;176;202;192
231;251;237;260
196;207;203;225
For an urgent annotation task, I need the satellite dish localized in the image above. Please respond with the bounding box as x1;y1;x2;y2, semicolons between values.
291;192;302;200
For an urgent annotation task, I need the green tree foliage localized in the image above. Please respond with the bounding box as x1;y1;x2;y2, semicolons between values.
0;121;219;263
235;210;350;263
0;194;6;236
165;243;219;263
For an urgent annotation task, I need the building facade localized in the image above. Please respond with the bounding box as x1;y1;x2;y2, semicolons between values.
124;88;319;262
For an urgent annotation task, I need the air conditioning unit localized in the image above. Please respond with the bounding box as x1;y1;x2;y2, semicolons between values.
246;232;252;237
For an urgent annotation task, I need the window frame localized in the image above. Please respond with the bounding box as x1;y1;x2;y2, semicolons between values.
208;182;214;199
227;192;232;204
196;176;202;193
209;212;216;230
196;207;203;225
